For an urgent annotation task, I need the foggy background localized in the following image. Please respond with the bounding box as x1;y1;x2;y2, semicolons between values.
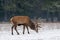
0;0;60;22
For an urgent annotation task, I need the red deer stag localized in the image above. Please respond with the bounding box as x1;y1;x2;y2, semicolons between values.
10;16;39;35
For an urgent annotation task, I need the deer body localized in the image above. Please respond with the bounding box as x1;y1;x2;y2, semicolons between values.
10;16;38;35
11;16;31;26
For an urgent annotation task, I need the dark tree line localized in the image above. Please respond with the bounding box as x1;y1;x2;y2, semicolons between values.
0;0;60;22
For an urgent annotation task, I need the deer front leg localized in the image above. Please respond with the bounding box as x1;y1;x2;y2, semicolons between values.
23;25;25;34
14;25;19;35
26;26;30;34
11;25;14;35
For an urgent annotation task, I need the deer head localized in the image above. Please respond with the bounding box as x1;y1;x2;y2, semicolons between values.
34;17;41;33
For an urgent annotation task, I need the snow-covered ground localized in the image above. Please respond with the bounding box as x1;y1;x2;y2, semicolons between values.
0;23;60;40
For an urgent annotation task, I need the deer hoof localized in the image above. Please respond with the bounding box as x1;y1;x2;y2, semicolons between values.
12;33;13;35
28;32;30;34
23;32;24;34
17;33;19;35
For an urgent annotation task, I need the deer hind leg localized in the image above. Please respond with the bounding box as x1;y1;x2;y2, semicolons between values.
26;26;30;34
23;25;25;34
11;25;14;35
14;25;19;35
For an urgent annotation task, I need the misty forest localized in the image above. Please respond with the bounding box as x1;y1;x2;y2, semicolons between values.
0;0;60;22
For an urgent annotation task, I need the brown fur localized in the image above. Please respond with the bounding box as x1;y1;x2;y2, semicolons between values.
10;16;36;35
